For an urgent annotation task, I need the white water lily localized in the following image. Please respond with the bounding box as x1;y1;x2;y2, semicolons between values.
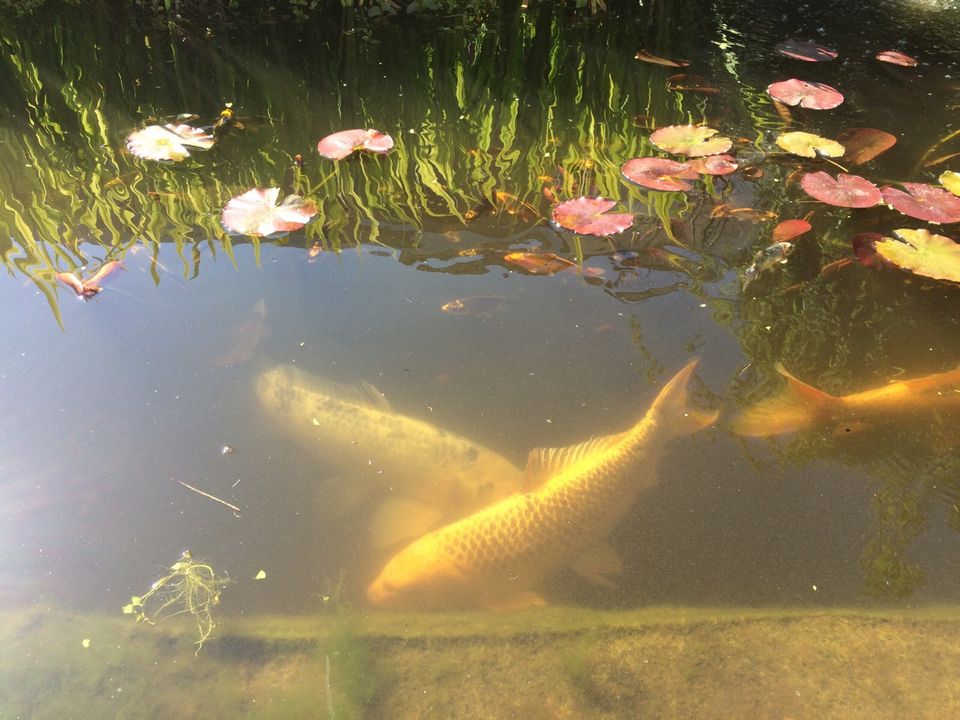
125;123;215;162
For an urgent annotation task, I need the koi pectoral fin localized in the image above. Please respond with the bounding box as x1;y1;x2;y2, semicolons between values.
570;543;623;589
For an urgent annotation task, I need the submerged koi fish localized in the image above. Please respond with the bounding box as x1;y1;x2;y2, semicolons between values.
731;363;960;437
255;365;524;549
367;359;718;610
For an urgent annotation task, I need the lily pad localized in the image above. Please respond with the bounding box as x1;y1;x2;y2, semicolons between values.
881;183;960;224
634;50;690;67
775;131;845;159
767;79;844;110
772;219;813;242
649;124;732;157
800;172;882;208
221;188;318;237
620;157;699;191
125;124;215;162
775;39;838;62
551;197;634;236
504;252;576;275
317;128;394;160
836;128;897;165
876;50;918;67
875;228;960;282
940;171;960;197
687;154;739;175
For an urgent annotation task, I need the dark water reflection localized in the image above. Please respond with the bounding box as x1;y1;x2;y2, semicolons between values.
1;0;960;648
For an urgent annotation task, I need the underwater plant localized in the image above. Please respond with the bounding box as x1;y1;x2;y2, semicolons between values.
122;550;229;652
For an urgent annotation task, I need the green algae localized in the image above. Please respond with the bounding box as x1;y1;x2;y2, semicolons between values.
4;605;960;719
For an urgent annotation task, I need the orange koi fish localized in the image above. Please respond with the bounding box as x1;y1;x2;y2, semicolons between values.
732;363;960;437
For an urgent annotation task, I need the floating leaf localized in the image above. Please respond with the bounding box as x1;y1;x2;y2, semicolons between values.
940;171;960;197
767;79;844;110
650;124;732;157
775;39;838;62
551;197;634;236
316;128;394;160
254;570;267;580
221;188;318;237
875;228;960;282
836;128;897;165
666;74;719;94
125;124;215;162
876;50;918;67
620;157;699;191
634;50;690;67
772;219;813;242
687;154;739;175
504;252;576;275
800;172;881;208
881;183;960;224
775;131;845;159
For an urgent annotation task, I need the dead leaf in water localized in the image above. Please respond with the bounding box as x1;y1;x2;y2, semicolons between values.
634;50;690;67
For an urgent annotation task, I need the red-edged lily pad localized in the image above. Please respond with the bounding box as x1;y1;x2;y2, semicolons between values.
687;154;738;175
221;188;318;237
775;39;838;62
650;124;732;157
772;219;813;242
875;228;960;282
634;50;690;67
881;183;960;224
125;124;215;162
317;128;394;160
835;128;897;165
767;79;844;110
620;157;699;191
876;50;918;67
801;172;882;208
551;197;634;236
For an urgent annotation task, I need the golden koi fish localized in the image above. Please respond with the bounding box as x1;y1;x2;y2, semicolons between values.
255;365;524;548
731;363;960;437
367;359;717;610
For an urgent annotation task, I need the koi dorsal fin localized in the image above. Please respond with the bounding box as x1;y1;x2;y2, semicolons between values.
283;365;391;412
523;432;626;489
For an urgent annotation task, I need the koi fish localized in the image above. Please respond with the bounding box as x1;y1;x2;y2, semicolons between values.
55;260;123;299
731;363;960;437
440;295;506;318
367;359;717;610
743;241;794;286
255;365;524;549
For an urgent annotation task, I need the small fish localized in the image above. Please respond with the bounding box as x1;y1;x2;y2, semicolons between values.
504;251;576;275
732;364;960;437
56;261;123;299
441;295;507;318
367;360;717;610
744;241;794;286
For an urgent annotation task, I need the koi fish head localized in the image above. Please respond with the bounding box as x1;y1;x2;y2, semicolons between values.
367;538;464;609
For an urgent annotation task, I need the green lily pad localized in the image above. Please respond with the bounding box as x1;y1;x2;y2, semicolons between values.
776;131;845;159
649;124;733;157
941;171;960;198
875;228;960;283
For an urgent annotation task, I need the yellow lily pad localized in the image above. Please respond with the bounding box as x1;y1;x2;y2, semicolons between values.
775;131;845;159
941;171;960;198
875;228;960;283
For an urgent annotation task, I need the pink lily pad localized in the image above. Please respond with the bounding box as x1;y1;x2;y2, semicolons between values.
649;124;732;157
881;183;960;224
221;188;318;237
620;157;699;191
876;50;918;67
687;154;739;175
775;39;838;62
551;197;634;236
317;128;394;160
800;172;881;208
767;79;844;110
772;219;813;242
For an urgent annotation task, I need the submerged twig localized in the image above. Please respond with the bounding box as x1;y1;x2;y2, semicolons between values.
173;478;242;516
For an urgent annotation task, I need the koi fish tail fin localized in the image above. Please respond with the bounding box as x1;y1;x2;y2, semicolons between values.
650;358;720;439
731;363;835;437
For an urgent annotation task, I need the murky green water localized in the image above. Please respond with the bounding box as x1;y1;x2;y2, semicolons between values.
2;0;960;716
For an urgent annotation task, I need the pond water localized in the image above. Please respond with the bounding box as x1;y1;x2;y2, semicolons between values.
2;0;960;715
